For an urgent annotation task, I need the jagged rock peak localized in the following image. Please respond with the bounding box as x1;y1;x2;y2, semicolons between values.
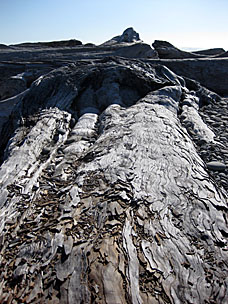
118;27;141;43
101;27;141;45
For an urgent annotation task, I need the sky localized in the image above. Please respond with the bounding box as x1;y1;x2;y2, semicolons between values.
1;0;228;50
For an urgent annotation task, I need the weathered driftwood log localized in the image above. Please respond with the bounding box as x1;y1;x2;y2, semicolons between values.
0;58;227;303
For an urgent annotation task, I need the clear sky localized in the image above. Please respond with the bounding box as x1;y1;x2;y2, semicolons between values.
1;0;228;50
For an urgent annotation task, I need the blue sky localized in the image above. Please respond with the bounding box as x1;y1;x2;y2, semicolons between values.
1;0;228;50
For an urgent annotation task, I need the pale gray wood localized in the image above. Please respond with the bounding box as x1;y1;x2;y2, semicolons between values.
0;56;227;304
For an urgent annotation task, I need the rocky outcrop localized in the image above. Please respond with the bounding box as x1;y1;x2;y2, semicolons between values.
11;39;83;48
0;30;160;102
0;44;10;49
193;47;225;56
103;27;141;45
116;27;141;42
115;42;158;58
214;50;228;58
0;76;27;101
152;40;228;60
152;40;205;59
146;58;228;96
99;28;158;58
0;54;228;304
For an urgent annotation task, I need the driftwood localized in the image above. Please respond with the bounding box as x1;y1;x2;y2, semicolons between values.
0;57;227;303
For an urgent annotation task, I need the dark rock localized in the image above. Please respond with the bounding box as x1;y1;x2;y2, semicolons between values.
70;118;76;128
118;27;140;43
0;76;27;100
11;39;82;48
83;43;96;47
152;40;205;59
214;51;228;58
207;161;226;171
57;128;66;135
104;27;141;45
0;44;10;49
193;48;225;56
146;58;228;96
41;147;51;155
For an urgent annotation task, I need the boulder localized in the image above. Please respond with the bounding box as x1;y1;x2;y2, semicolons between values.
206;161;226;171
152;40;206;59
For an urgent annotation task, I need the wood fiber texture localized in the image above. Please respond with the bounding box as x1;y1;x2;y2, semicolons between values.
0;58;227;303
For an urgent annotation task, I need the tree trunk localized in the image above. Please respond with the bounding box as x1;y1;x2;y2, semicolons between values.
0;58;227;303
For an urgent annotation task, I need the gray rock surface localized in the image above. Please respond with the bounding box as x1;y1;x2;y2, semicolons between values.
0;32;228;304
115;42;158;58
146;58;228;96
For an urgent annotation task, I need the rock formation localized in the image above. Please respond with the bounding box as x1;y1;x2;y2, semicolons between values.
146;58;228;96
11;39;83;48
152;40;228;60
152;40;202;59
0;29;228;303
193;48;225;56
102;27;141;45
